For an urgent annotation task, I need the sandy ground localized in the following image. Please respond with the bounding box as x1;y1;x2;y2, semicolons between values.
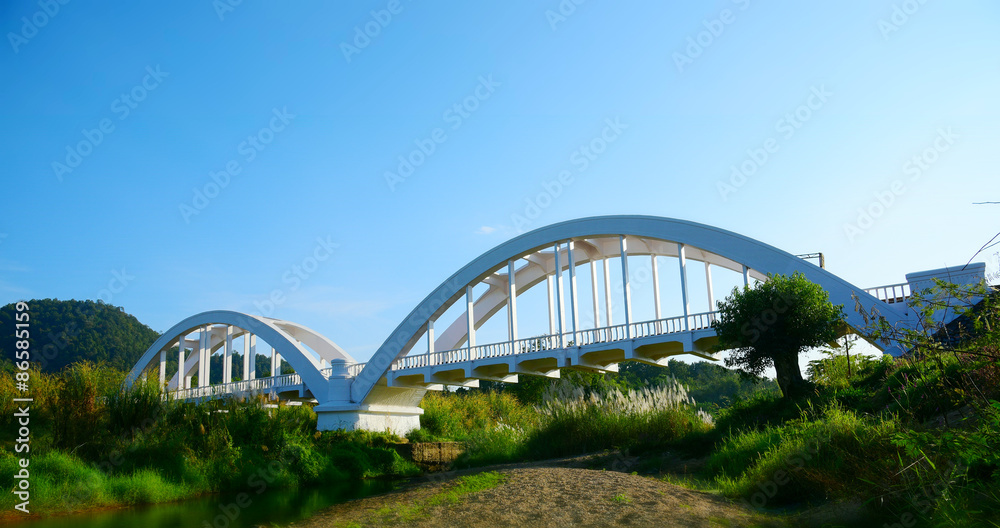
288;454;792;528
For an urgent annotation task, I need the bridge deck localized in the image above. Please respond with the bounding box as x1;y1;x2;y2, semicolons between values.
166;280;915;402
168;311;720;401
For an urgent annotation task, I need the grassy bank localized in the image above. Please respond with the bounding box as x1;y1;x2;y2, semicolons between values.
412;374;714;467
0;364;419;517
409;341;1000;525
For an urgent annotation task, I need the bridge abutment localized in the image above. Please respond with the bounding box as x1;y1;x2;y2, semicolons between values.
317;362;426;434
315;404;424;435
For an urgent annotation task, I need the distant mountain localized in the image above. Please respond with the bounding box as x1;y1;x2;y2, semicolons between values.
0;299;160;373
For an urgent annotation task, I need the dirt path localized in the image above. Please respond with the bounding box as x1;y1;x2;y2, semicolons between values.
289;454;790;528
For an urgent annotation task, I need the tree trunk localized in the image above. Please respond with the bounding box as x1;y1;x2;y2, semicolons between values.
773;353;808;399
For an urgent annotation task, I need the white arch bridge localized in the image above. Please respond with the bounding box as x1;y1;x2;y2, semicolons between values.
125;216;985;433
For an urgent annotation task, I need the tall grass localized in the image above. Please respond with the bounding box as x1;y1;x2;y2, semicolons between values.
525;378;714;458
411;390;539;442
0;365;420;516
416;375;714;467
709;404;902;505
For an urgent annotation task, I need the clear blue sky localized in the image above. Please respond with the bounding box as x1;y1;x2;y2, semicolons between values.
2;1;998;364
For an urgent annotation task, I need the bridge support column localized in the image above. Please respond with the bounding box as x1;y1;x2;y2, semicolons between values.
651;254;662;320
507;260;518;344
316;359;424;434
547;275;556;335
426;319;435;354
270;347;277;377
620;236;633;337
242;333;249;381
159;349;166;387
705;262;715;312
743;265;750;287
603;258;613;326
224;326;233;384
567;241;579;345
465;285;476;351
177;336;186;389
678;243;690;331
248;334;256;380
199;327;210;387
590;260;600;329
553;243;565;347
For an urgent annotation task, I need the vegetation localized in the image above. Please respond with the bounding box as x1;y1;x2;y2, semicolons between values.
477;359;779;414
693;280;1000;526
712;272;845;398
0;299;160;373
6;279;1000;526
0;364;418;517
409;279;1000;526
0;299;296;383
412;374;714;467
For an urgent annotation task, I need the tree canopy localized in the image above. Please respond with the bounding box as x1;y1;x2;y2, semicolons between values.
0;299;160;373
712;272;845;398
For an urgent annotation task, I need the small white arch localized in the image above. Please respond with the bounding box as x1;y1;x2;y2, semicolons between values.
125;310;335;401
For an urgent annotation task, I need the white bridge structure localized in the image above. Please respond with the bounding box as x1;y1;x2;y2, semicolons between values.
125;216;987;433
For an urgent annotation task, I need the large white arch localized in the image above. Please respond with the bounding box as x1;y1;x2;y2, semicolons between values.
125;310;339;401
350;215;910;403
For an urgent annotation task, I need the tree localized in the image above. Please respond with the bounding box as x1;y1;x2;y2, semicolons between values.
712;272;845;399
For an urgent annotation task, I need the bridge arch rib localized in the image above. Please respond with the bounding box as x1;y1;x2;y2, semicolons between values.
350;215;909;404
125;310;353;401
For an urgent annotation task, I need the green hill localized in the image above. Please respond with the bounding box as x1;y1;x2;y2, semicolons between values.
0;299;160;373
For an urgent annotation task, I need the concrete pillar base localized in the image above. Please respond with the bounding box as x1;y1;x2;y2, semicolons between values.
315;405;423;435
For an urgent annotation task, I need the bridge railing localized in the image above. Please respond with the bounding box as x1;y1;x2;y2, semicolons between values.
347;362;366;377
167;310;725;396
513;334;562;353
630;316;683;338
689;311;718;330
388;311;721;372
628;311;717;338
318;362;368;379
575;324;629;345
169;372;303;401
865;282;911;305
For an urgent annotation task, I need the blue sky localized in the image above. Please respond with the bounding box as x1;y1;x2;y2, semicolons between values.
2;1;998;365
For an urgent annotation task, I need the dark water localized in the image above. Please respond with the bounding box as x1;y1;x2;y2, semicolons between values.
10;480;398;528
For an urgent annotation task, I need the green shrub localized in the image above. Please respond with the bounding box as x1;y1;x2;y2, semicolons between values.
416;390;538;441
711;404;902;507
